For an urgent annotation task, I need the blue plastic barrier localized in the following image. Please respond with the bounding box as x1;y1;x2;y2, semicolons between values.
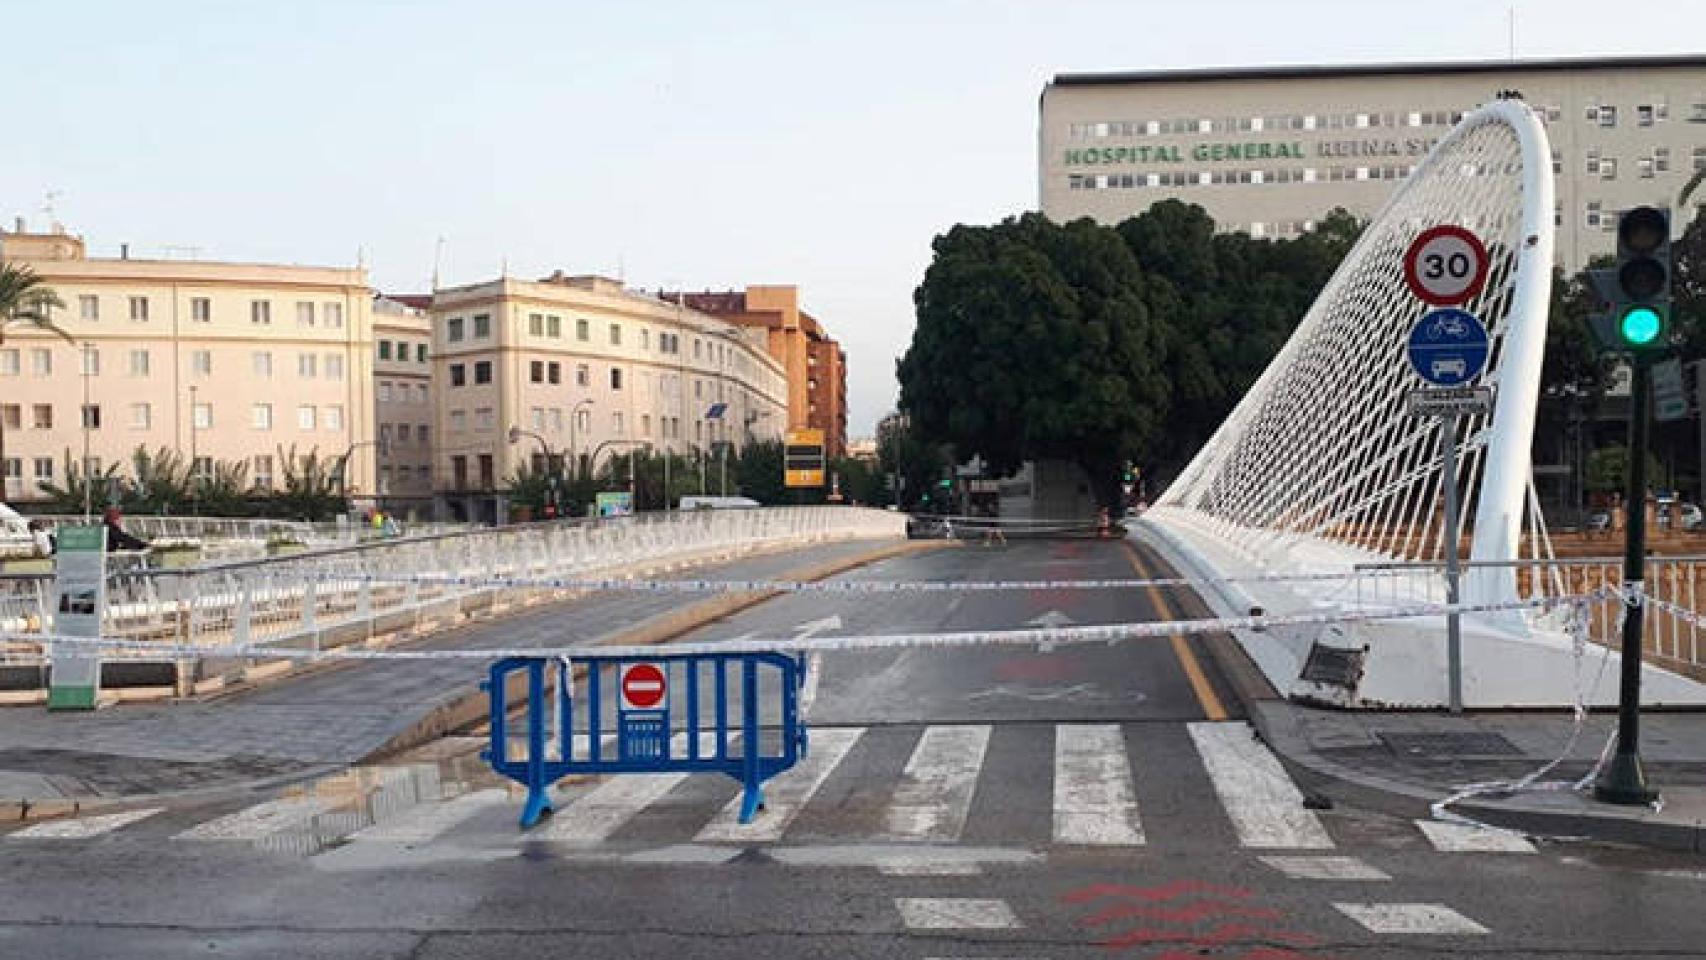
481;651;808;829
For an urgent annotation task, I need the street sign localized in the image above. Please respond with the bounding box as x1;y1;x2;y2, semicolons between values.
620;662;667;711
785;427;826;488
1407;308;1489;386
1407;386;1493;416
1653;357;1688;422
1403;225;1490;306
48;525;106;711
705;403;728;420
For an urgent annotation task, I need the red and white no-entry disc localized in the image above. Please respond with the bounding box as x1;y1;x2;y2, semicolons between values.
620;662;667;710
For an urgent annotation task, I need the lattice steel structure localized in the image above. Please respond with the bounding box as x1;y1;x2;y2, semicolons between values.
1156;100;1555;601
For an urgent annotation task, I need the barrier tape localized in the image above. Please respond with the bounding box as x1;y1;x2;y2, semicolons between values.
285;567;1452;596
2;590;1616;664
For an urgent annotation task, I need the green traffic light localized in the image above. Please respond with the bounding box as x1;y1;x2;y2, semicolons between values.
1620;306;1663;346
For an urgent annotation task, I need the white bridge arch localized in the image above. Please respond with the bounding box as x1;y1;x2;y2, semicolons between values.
1139;100;1706;707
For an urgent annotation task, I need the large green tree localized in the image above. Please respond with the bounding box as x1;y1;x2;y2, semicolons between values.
0;263;70;495
899;213;1168;507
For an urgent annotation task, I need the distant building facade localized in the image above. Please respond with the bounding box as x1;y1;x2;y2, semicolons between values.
425;274;788;523
1040;55;1706;271
0;224;375;503
372;294;434;511
668;286;849;458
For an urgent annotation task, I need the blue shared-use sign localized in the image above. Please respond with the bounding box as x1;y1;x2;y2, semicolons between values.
1407;308;1489;386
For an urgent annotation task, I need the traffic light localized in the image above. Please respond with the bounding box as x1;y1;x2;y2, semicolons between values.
1589;206;1672;353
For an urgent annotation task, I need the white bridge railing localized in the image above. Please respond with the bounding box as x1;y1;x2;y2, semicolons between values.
0;507;905;671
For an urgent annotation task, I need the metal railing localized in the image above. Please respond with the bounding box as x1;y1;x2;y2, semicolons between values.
1;507;904;668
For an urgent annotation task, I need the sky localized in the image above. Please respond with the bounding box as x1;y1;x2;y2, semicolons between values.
5;1;1705;437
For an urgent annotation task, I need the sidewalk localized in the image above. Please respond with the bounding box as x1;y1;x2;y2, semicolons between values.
0;538;910;814
1248;692;1706;853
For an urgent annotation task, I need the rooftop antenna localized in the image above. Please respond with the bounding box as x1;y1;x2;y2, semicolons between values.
40;189;63;231
431;235;445;292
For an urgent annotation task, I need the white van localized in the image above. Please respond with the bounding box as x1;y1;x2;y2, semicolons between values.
678;496;760;511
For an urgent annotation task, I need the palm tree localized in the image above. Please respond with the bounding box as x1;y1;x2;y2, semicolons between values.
0;263;70;500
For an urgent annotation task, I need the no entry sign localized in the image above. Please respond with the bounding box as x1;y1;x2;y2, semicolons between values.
620;662;668;711
1403;225;1489;306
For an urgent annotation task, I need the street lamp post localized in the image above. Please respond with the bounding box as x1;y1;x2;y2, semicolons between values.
568;399;594;488
189;384;200;516
80;342;93;520
507;425;558;517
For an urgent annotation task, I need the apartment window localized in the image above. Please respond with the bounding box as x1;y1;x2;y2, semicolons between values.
1639;157;1656;179
192;350;211;376
190;297;211;322
296;302;316;327
530;406;545;430
450;363;466;387
33;458;52;483
575;408;591;433
474;407;494;431
79;295;99;320
1;458;17;492
612;411;625;436
474;360;492;384
416;343;428;363
128;296;148;321
81;404;101;430
575;318;589;341
610;367;623;390
397;423;411;445
550;408;563;432
642;414;652;437
694;340;702;359
1601;158;1618;180
323;405;343;431
297;405;316;430
417;384;429;404
252;403;273;429
32;405;51;429
129;349;150;376
253;455;273;490
1695;146;1706;172
418;425;429;447
530;360;545;383
694;379;703;399
450;409;467;432
1655;147;1672;173
451;455;468;488
193;403;211;429
473;313;491;338
252;351;272;377
447;317;465;341
478;455;494;490
547;361;561;385
529;313;544;336
250;300;271;325
324;302;343;328
1600;104;1617;128
392;340;406;360
0;405;16;430
80;347;100;376
379;341;392;361
326;354;344;380
0;349;17;376
547;315;562;338
1586;201;1604;228
609;323;622;346
130;403;151;430
298;353;317;378
575;363;589;387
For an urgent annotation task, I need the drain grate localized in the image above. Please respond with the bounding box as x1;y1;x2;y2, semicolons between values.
1377;732;1522;757
1299;643;1366;689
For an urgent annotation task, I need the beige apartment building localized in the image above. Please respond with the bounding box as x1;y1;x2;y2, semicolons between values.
425;273;788;522
372;295;435;510
0;225;376;504
1041;55;1706;270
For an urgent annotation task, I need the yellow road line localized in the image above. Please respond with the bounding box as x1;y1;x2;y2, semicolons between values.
1120;541;1229;721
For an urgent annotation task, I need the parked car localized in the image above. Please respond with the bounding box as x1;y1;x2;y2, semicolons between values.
906;515;952;539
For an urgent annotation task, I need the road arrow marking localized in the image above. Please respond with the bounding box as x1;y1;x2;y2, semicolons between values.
1027;610;1076;629
793;615;843;639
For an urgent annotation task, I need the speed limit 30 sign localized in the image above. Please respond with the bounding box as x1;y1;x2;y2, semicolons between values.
1403;225;1489;306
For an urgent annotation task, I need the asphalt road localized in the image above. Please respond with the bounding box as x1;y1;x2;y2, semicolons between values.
3;537;1705;959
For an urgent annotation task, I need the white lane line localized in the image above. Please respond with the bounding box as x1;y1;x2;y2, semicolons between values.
878;861;984;876
1053;724;1144;846
12;808;164;839
346;789;508;843
535;772;690;842
696;726;865;843
800;652;823;714
884;725;991;841
1415;819;1536;853
1333;902;1489;935
174;797;330;841
1187;721;1334;849
896;897;1022;930
1260;855;1391;881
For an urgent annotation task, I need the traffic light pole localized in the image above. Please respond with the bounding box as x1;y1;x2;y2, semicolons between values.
1596;354;1659;805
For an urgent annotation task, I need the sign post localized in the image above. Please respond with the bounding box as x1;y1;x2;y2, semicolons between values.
48;525;106;711
1403;226;1491;715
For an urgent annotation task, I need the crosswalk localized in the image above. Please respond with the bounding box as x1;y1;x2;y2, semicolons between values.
1;721;1542;860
